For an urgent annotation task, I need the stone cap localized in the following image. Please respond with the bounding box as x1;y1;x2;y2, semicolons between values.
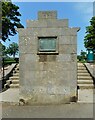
38;11;57;19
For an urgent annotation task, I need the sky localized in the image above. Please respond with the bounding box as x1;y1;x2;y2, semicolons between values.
1;2;94;55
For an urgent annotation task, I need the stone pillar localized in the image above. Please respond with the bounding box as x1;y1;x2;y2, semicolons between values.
18;11;80;105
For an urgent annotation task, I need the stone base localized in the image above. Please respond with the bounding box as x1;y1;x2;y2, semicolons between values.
19;94;77;105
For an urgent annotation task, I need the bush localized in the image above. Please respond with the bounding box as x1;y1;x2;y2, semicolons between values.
3;57;19;65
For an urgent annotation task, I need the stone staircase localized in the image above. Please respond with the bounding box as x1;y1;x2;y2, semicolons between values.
77;63;94;89
4;64;19;88
4;63;94;89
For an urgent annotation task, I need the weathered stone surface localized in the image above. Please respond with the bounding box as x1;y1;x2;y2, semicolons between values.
26;19;68;28
59;44;77;54
18;11;80;105
56;54;71;62
39;55;47;62
59;35;77;45
38;11;57;19
18;27;79;37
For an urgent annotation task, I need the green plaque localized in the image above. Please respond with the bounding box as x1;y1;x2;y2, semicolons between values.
39;37;56;52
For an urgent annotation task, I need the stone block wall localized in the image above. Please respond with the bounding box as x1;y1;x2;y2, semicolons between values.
18;11;80;105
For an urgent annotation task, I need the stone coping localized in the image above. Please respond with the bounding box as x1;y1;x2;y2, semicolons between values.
84;63;95;80
0;63;16;81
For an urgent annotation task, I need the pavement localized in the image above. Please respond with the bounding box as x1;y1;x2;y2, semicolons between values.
0;88;94;118
0;88;19;104
78;89;94;103
1;103;94;118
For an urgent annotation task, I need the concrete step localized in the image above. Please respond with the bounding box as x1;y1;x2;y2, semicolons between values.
10;84;19;88
78;84;94;89
78;80;93;84
12;80;19;84
78;76;92;80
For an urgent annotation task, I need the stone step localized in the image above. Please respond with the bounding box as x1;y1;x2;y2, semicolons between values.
10;76;19;80
77;70;88;73
4;83;10;89
78;73;90;76
13;70;19;74
16;64;19;66
15;70;19;73
78;67;87;70
77;63;84;66
17;64;19;67
10;84;19;88
77;65;84;67
78;76;92;80
6;80;12;84
78;65;85;68
15;68;19;71
12;80;19;84
78;80;93;84
13;73;19;76
78;84;94;89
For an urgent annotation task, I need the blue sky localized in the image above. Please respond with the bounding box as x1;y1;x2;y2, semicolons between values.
1;2;93;55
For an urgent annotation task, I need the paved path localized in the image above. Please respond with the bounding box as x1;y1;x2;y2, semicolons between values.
1;103;93;118
78;89;94;103
0;88;19;103
0;88;94;119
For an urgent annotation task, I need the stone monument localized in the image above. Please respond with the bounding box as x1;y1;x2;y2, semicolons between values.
18;11;80;105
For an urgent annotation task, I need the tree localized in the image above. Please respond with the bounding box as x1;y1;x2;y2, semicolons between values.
1;44;8;57
77;50;87;62
2;44;6;56
2;2;24;42
84;16;95;50
6;42;19;58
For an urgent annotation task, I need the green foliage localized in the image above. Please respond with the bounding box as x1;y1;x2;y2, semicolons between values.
84;16;95;49
2;44;8;57
77;50;87;62
4;57;18;65
2;2;24;42
6;42;19;58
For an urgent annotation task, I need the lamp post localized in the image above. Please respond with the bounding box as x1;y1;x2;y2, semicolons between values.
2;56;5;81
2;55;6;88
